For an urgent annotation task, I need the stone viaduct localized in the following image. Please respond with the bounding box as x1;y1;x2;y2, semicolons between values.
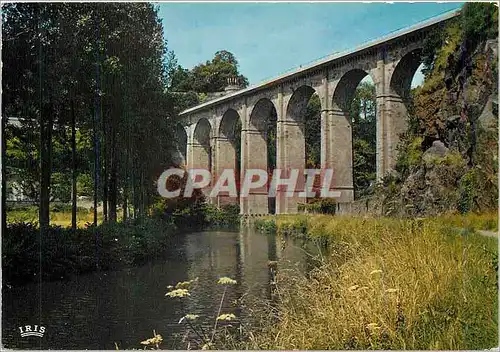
175;10;459;215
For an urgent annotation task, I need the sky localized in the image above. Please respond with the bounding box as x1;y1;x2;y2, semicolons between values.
158;2;463;87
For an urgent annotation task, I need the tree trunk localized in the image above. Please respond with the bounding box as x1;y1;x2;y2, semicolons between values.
122;137;129;222
1;116;7;234
102;106;108;222
139;170;145;217
108;112;117;222
38;9;51;232
132;166;137;219
122;189;128;222
363;99;367;120
39;103;53;232
93;112;100;226
71;98;77;232
93;15;101;227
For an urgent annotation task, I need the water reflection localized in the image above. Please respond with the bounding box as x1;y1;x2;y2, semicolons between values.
2;227;317;350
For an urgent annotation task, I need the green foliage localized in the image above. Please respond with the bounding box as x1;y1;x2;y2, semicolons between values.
350;81;377;196
420;28;446;76
298;198;336;214
419;3;497;80
3;3;179;224
461;2;498;50
2;218;177;286
168;49;249;111
4;123;40;201
353;139;376;196
76;173;93;197
304;95;321;168
254;218;277;234
150;176;240;228
433;21;462;73
151;194;206;229
191;50;249;93
203;204;240;228
51;172;72;202
458;168;478;214
396;137;423;177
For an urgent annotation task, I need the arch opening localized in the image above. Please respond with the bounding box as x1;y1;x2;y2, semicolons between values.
193;118;212;173
219;109;241;144
380;48;427;174
390;48;424;103
350;75;377;198
287;85;317;126
217;109;242;205
331;69;377;200
332;69;370;113
248;98;277;214
283;85;318;212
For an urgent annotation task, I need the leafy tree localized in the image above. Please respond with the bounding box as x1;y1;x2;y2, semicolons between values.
191;50;249;93
304;95;321;168
2;3;179;229
349;81;376;197
461;2;498;50
169;50;254;94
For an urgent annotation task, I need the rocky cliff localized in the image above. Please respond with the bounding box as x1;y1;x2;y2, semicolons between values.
378;4;498;217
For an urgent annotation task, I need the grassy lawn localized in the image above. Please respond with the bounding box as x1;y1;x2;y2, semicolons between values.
7;206;105;228
252;213;498;350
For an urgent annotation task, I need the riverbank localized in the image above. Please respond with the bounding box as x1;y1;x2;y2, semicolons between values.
3;204;241;286
249;212;498;350
3;218;179;286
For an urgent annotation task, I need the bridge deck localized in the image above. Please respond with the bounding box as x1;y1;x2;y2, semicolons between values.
179;8;459;116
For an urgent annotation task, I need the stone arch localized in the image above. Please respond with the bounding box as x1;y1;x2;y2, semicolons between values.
327;68;375;203
332;69;372;115
286;85;317;125
243;98;278;214
215;109;242;206
192;118;212;172
219;108;241;144
175;124;188;165
390;48;423;103
249;98;277;135
371;47;423;180
275;85;319;213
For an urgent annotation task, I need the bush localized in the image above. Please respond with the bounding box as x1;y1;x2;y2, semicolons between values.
2;218;177;286
204;203;240;227
461;2;498;50
254;218;277;234
298;198;336;214
395;136;423;177
458;168;478;214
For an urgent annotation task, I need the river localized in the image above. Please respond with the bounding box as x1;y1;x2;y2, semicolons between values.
2;227;319;349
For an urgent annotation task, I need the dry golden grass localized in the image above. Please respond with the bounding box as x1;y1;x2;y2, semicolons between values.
7;208;104;228
438;211;498;231
252;215;498;350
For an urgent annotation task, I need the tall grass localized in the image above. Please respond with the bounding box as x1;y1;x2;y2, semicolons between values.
438;211;498;231
252;214;498;350
7;206;104;228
